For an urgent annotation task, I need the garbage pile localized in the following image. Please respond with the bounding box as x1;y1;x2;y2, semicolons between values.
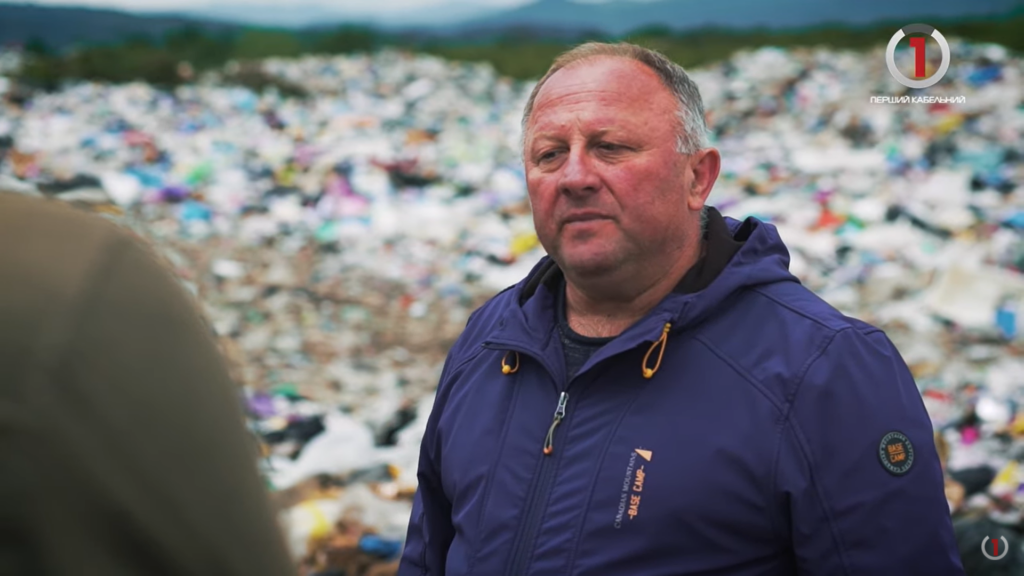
687;41;1024;549
2;39;1023;569
693;42;1024;373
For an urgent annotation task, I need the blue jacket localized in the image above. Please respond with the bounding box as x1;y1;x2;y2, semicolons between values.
399;212;965;575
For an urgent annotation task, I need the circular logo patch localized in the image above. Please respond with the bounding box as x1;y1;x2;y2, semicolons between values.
879;431;915;475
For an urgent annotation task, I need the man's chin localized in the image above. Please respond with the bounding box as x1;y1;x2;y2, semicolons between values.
555;252;623;278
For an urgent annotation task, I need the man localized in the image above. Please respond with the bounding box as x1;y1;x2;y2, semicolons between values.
0;192;294;575
399;42;964;575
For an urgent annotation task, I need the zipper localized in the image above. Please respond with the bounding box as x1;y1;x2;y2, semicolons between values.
505;389;572;576
485;340;574;576
489;321;674;573
543;392;569;455
488;324;663;576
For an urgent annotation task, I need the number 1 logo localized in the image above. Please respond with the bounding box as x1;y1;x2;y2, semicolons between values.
885;24;951;89
982;536;1010;561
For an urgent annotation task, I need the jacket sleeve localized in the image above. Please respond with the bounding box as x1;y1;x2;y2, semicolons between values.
17;232;295;576
397;354;458;575
776;327;965;576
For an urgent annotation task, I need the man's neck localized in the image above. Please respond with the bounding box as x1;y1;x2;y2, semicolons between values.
564;240;703;338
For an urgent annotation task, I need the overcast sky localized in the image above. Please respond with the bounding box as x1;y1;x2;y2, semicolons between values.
21;0;547;15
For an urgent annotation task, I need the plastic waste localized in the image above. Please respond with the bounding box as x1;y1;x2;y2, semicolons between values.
282;498;346;560
267;411;383;490
359;534;403;560
1;41;1022;567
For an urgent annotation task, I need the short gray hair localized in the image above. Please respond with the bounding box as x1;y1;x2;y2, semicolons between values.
521;42;710;156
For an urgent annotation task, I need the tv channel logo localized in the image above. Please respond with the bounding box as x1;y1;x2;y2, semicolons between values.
982;536;1010;561
885;23;951;89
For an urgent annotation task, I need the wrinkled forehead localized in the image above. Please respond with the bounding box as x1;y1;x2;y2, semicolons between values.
524;58;675;138
531;57;667;115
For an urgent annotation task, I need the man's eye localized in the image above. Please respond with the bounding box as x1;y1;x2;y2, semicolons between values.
598;143;623;151
538;150;560;162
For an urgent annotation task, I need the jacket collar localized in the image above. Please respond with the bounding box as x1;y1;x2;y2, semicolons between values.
485;205;797;372
516;205;747;306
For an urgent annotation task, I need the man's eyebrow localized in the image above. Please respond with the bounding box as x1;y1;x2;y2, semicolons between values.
529;127;620;145
526;133;562;151
529;132;559;142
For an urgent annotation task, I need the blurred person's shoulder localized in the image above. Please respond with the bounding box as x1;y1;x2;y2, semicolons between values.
0;193;178;343
0;193;151;293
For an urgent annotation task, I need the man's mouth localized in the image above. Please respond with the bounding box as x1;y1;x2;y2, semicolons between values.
562;212;611;225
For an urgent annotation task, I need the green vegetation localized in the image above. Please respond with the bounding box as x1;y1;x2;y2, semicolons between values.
12;11;1024;91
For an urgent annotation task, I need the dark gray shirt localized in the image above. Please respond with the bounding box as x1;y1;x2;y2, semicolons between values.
556;283;612;381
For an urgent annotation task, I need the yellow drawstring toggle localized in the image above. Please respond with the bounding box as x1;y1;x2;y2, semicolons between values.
501;351;520;375
642;322;671;379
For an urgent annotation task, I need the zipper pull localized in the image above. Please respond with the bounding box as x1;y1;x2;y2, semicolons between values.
543;392;569;456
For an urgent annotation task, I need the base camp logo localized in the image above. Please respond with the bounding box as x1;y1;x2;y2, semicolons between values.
613;448;652;529
885;23;951;89
878;431;914;475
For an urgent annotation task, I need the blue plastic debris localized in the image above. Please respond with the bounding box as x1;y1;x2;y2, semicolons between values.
358;534;403;560
1004;212;1024;230
179;200;213;222
997;304;1017;340
967;65;1003;87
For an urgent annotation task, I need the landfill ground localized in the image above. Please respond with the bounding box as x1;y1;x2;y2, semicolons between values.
1;40;1023;574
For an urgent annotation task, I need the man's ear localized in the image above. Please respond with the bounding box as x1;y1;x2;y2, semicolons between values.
686;148;721;212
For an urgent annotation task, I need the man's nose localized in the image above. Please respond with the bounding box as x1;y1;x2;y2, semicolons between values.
558;147;601;196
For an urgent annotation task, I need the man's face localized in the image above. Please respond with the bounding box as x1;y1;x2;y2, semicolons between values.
523;57;699;281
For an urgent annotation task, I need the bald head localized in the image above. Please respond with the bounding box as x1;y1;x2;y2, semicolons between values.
525;56;682;161
521;42;709;158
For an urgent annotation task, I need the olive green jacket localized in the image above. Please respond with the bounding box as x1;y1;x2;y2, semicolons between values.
0;193;293;575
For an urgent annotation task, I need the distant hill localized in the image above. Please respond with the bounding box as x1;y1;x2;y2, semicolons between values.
181;2;508;29
1;0;1022;56
5;0;1023;87
0;3;235;50
458;0;1024;36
